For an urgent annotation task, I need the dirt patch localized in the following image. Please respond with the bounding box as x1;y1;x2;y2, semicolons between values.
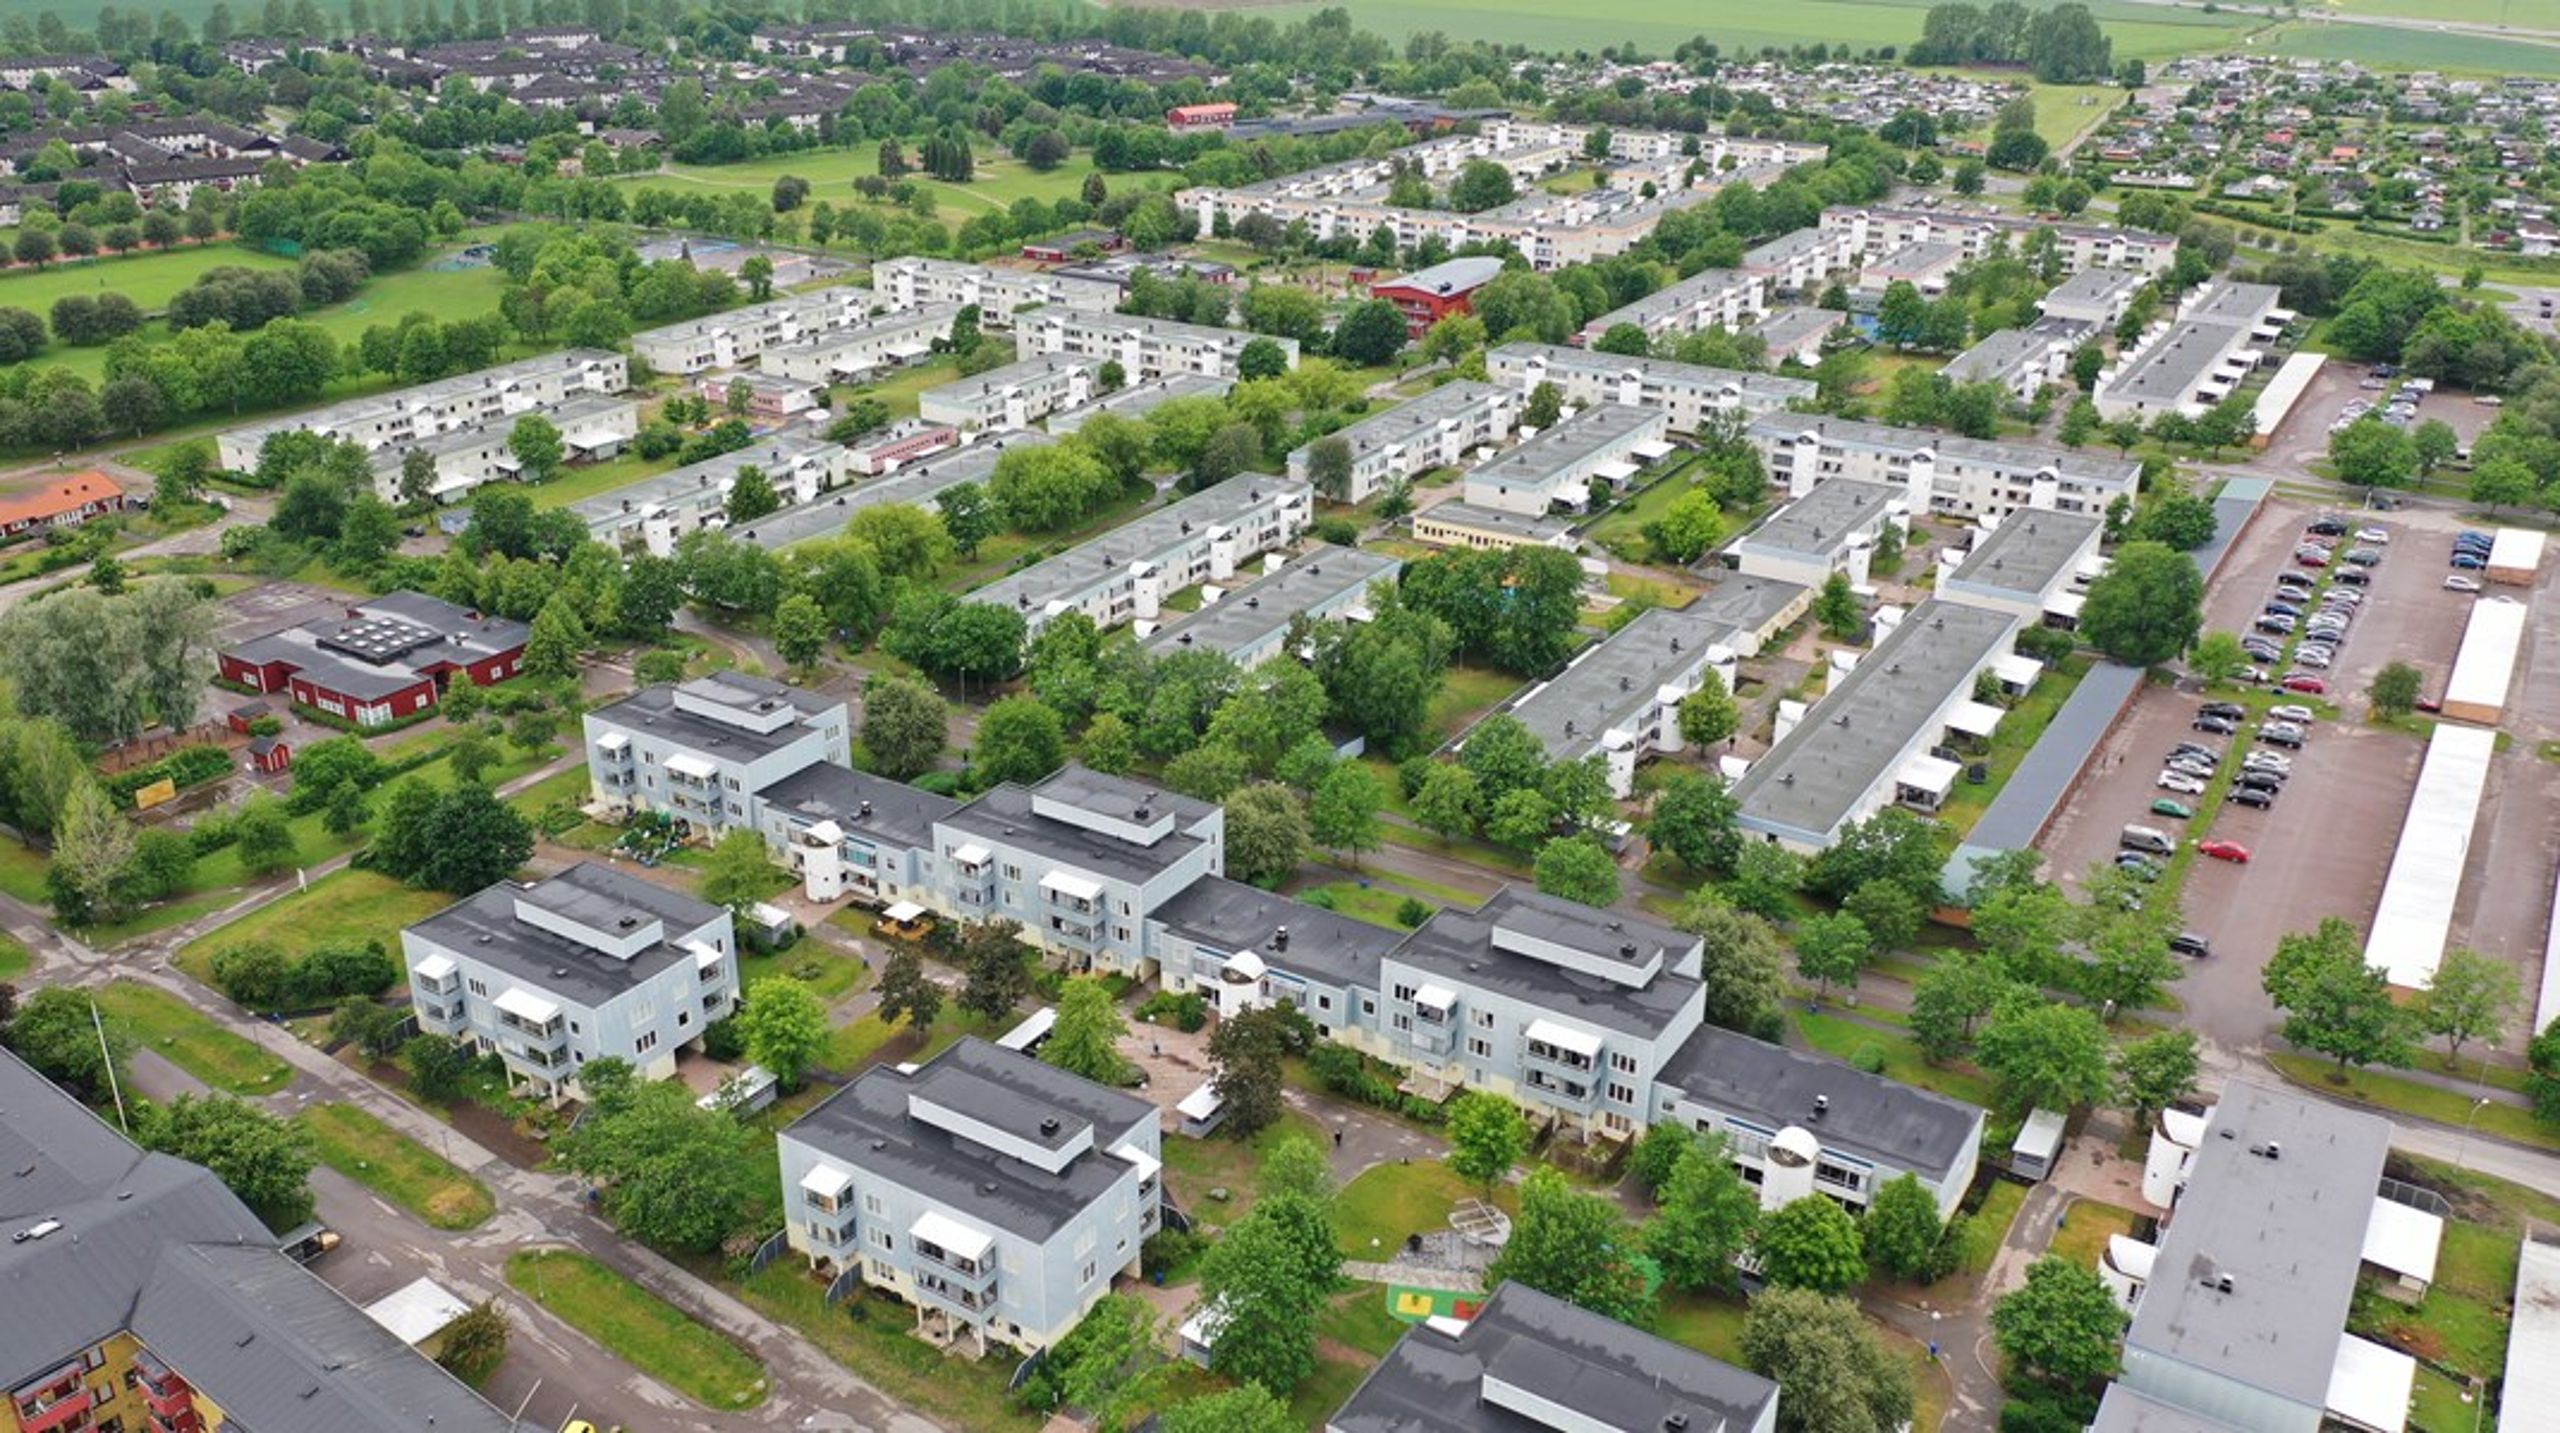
358;1056;555;1170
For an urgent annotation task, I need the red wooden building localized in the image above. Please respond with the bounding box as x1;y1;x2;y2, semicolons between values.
218;591;528;728
1368;255;1507;339
1166;102;1237;131
0;469;126;541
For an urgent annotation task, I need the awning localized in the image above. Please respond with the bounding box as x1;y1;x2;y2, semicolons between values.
688;939;725;971
910;1209;993;1263
1522;1018;1602;1060
997;1007;1055;1050
493;988;559;1025
1899;754;1962;797
2362;1198;2444;1284
665;752;717;780
412;953;455;983
2044;591;2087;620
802;819;845;846
1631;438;1676;460
881;900;927;923
1114;1144;1161;1186
1177;1082;1223;1120
1993;653;2043;688
950;842;991;867
1590;459;1640;482
2326;1334;2416;1433
595;732;628;753
2103;1234;2156;1283
1947;700;2004;739
1042;870;1104;903
799;1164;854;1202
1413;983;1457;1010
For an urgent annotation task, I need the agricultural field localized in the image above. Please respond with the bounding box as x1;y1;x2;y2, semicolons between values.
2254;17;2560;77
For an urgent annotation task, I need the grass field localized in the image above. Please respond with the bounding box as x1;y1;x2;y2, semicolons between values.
300;1101;496;1230
2255;16;2560;76
92;979;293;1096
506;1250;769;1410
1334;1159;1516;1258
1959;76;2123;150
173;869;457;986
737;1265;1041;1432
0;932;26;980
624;145;1172;234
1241;0;2253;59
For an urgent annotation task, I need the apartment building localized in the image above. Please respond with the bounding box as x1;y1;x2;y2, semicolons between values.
870;256;1121;326
1817;204;2179;276
1941;317;2096;404
754;763;961;908
216;348;628;472
1287;380;1518;502
219;589;526;727
1046;373;1233;435
1487;343;1814;433
1853;239;1964;299
582;674;851;838
757;304;955;385
1740;226;1863;295
1733;478;1906;588
1411;500;1576;552
1141;547;1403;669
737;430;1051;551
0;1049;533;1433
1015;308;1295;381
402;862;740;1102
1460;401;1670;516
371;393;639;504
2094;280;2289;421
1332;1282;1779;1433
1731;600;2023;849
968;475;1313;637
1936;509;2107;625
1746;411;2142;519
2040;267;2148;327
776;1038;1160;1354
629;288;873;375
918;355;1096;433
1744;307;1848;367
1574;266;1767;346
573;435;860;556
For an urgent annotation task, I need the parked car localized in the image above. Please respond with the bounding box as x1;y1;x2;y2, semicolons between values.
2446;575;2484;592
2297;550;2332;568
2281;674;2328;695
2157;771;2208;795
2151;798;2196;820
2268;704;2316;723
2306;517;2348;536
2230;785;2276;809
2255;615;2297;635
2198;702;2245;721
2260;726;2306;749
2452;553;2487;570
2356;527;2390;544
2116;854;2164;882
2199;840;2252;864
2294;649;2333;669
2170;742;2221;762
2335;568;2371;587
2192;715;2237;735
2168;932;2213;958
2344;548;2383;567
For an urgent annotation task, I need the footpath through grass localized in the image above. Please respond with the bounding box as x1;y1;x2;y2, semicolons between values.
93;979;292;1096
299;1102;495;1230
2268;1052;2560;1153
505;1250;769;1410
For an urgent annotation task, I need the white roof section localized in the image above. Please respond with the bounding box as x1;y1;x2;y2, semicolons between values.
1041;870;1104;903
1413;983;1458;1011
949;842;991;866
362;1277;472;1347
2044;590;2086;621
1993;652;2043;687
2326;1333;2414;1433
996;1006;1056;1051
2363;722;2496;989
2490;526;2546;574
1947;699;2005;739
1114;1143;1161;1186
492;987;560;1025
1522;1018;1602;1059
412;953;455;982
2360;1197;2444;1285
2015;1107;2067;1161
799;1163;855;1201
2253;351;2325;436
1632;438;1676;460
910;1208;994;1262
1899;753;1962;797
2446;597;2527;717
664;752;718;780
1177;1081;1223;1121
2106;1234;2158;1284
881;900;927;923
2503;1236;2560;1430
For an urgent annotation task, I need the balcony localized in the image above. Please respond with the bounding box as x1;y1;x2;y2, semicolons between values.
914;1271;999;1317
1523;1069;1594;1105
501;1041;566;1069
913;1239;996;1284
16;1387;93;1433
497;1010;564;1042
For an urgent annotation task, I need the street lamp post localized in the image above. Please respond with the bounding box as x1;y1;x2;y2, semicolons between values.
2453;1095;2491;1171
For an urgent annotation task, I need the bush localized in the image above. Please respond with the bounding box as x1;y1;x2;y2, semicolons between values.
1300;887;1338;911
292;940;399;1005
914;771;964;797
103;744;234;802
1850;1041;1888;1075
1142;1228;1208;1280
330;999;411;1059
701;1013;747;1062
1395;897;1430;927
1308;1039;1403;1108
1310;515;1360;545
1136;989;1210;1032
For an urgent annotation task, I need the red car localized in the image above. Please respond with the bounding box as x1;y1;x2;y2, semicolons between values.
2281;674;2328;695
2296;551;2331;568
2199;840;2252;863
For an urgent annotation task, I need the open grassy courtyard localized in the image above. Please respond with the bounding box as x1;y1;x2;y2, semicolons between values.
92;978;293;1096
623;144;1174;234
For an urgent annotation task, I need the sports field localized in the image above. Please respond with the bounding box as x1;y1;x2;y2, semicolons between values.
0;243;294;315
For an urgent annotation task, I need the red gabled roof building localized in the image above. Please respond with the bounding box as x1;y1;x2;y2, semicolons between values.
218;590;528;728
0;470;125;540
1368;255;1507;339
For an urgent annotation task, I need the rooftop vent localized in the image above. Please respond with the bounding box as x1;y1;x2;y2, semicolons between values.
1039;1117;1061;1136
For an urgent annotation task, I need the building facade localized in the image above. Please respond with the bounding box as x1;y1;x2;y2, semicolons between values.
1487;343;1814;433
218;590;526;727
582;674;852;838
1287;380;1519;503
968;475;1313;636
1745;411;2141;520
1014;308;1296;381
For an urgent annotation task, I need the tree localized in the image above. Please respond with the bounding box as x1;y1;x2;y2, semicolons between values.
1533;834;1621;908
771;592;829;669
974;695;1067;786
401;1033;473;1100
738;977;828;1090
860;676;946;780
1754;1195;1866;1294
1411;762;1483;845
4;986;129;1100
1159;1385;1295;1433
2418;947;2518;1068
1037;1294;1161;1423
957;920;1035;1022
1649;772;1741;875
1992;1256;2127;1386
700;828;777;913
49;780;138;924
1843;879;1925;954
1974;993;2114;1114
1236;337;1289;381
2370;660;2422;719
1301;435;1354;501
2134;489;2218;550
400;784;534;893
2114;1029;2200;1132
1487;1170;1655;1326
1795;912;1872;998
2264;917;2415;1073
2413;417;2460;475
232;794;298;878
1741;1288;1915;1433
1677;670;1740;749
553;1064;761;1253
506;413;565;483
138;1094;316;1231
1197;1201;1328;1393
2329;418;2417;489
1648;1136;1759;1292
2079;540;2202;667
1812;571;1862;640
522;594;589;681
1308;761;1384;866
725;464;781;524
2471;457;2536;514
875;947;941;1031
435;1302;509;1385
1224;782;1311;887
1675;899;1789;1039
1046;976;1134;1085
1207;1004;1295;1137
1445;1091;1529;1190
1332;299;1408;367
1448;159;1518;212
2188;630;2248;686
1864;1173;1946;1283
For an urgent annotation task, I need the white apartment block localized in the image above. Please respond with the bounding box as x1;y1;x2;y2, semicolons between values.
1941;317;2096;405
630;288;873;375
1462;401;1671;516
869;257;1122;327
776;1038;1161;1355
758;305;956;384
918;356;1095;433
1014;308;1295;381
1286;380;1518;502
582;674;851;839
216;348;628;473
1818;204;2178;276
1575;266;1768;346
573;435;859;556
1488;342;1815;432
969;475;1314;636
1746;411;2141;520
364;394;638;505
1740;227;1862;296
2093;280;2289;422
402;862;739;1104
1733;478;1906;589
1141;548;1403;669
2039;267;2147;327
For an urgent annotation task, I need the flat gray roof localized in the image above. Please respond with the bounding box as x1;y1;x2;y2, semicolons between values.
2124;1081;2391;1411
2089;1385;2248;1433
1491;341;1817;405
1743;306;1845;349
1496;603;1734;765
1465;401;1662;496
737;431;1047;550
1587;265;1756;331
1391;886;1701;1040
1141;548;1400;662
2106;281;2282;405
1730;599;2017;843
407;862;723;1008
1047;372;1231;432
1681;571;1810;635
939;769;1214;887
1740;477;1900;561
969;474;1308;618
1941;318;2090;386
1325;379;1509;456
1416;499;1571;543
1661;1025;1982;1179
754;762;959;851
588;674;836;762
570;434;838;527
1749;410;2141;488
784;1037;1155;1239
2045;267;2145;309
1151;875;1405;992
1946;509;2104;600
1332;1282;1777;1433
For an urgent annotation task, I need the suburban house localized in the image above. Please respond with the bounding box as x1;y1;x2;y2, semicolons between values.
403;863;740;1104
218;590;527;728
775;1037;1161;1355
1287;380;1520;503
967;475;1313;637
0;469;125;541
581;674;852;839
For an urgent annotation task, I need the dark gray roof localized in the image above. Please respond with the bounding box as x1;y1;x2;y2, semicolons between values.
1679;572;1811;637
1140;549;1401;662
587;674;838;762
1494;604;1731;765
0;1049;528;1431
1417;500;1572;543
1660;1025;1983;1179
738;430;1049;551
1946;509;2104;600
1150;875;1404;992
754;762;959;851
406;862;723;1008
1331;1281;1777;1433
1391;887;1701;1040
968;474;1310;619
939;771;1212;887
785;1037;1154;1238
222;590;529;701
2124;1082;2390;1410
1740;477;1901;561
2089;1384;2248;1432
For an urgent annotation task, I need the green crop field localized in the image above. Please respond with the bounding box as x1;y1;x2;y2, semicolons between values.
2254;17;2560;76
1232;0;2255;59
2327;0;2541;24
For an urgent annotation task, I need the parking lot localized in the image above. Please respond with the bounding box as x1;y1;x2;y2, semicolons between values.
2261;354;2505;475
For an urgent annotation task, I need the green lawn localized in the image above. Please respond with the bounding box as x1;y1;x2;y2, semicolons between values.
1304;880;1431;930
1428;663;1526;741
92;979;293;1096
849;352;963;422
2268;1053;2560;1153
0;243;292;317
624;145;1172;235
299;1101;495;1230
1158;1110;1331;1233
1655;1290;1752;1364
738;942;870;1003
2258;17;2560;79
1956;75;2123;151
1333;1158;1514;1259
526;447;682;510
1316;1285;1413;1358
506;1250;768;1410
820;1005;1006;1075
736;1264;1039;1431
1247;0;2250;58
2048;1197;2139;1273
174;869;455;988
1792;1009;1998;1109
0;930;27;980
1940;656;2091;835
0;834;52;903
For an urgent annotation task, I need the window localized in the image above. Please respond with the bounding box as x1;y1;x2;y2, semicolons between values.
1609;1051;1638;1074
1608;1082;1635;1104
677;1011;691;1028
1466;1037;1492;1059
1471;1009;1494;1029
872;1229;895;1251
1392;983;1415;1003
1081;1260;1097;1284
725;777;741;790
1361;998;1376;1015
1393;1014;1412;1033
1005;864;1021;880
466;978;488;997
865;1193;883;1215
1317;994;1334;1012
569;1021;581;1035
636;1030;659;1055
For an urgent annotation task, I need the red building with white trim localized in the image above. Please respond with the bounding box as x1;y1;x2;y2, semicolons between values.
0;469;126;540
1167;102;1236;131
1368;255;1507;339
218;591;529;728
